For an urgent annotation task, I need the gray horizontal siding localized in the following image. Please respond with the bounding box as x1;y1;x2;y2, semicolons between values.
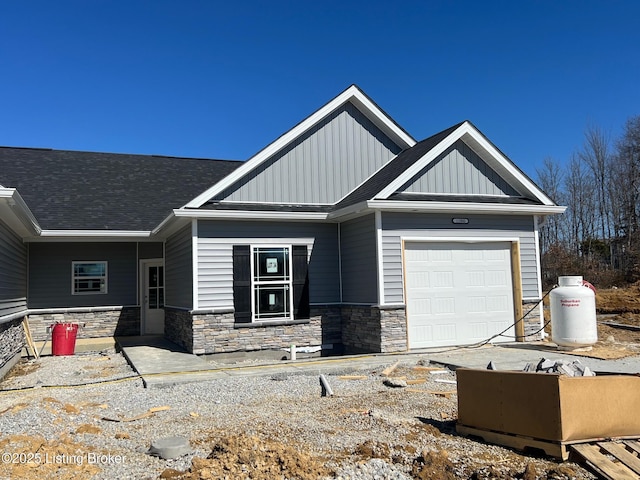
197;221;340;309
165;225;193;309
0;219;27;319
340;214;377;303
217;102;402;204
381;213;538;304
28;243;137;308
400;140;520;196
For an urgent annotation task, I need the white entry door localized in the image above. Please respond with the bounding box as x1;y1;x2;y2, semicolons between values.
404;241;515;349
141;259;165;335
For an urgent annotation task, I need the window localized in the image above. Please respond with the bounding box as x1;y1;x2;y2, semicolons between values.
72;261;107;295
232;244;309;324
252;246;292;321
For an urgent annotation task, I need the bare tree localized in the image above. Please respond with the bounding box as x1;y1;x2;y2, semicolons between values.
579;124;612;241
564;153;597;256
611;116;640;276
536;157;565;252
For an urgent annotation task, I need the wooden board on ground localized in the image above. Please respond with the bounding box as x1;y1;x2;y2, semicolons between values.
405;378;426;385
571;441;640;480
22;317;39;359
381;361;399;377
413;366;448;372
456;424;571;460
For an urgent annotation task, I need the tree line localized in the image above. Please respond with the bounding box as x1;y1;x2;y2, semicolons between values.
536;115;640;289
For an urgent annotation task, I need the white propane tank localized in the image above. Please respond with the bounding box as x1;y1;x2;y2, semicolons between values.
550;276;597;347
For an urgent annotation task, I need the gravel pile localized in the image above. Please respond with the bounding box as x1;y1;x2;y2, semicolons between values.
0;350;595;479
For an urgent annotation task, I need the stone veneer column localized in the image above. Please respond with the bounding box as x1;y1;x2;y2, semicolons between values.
0;318;25;380
379;307;408;353
164;308;194;352
522;300;546;341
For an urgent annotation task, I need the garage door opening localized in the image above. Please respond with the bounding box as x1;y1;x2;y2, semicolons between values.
404;241;517;349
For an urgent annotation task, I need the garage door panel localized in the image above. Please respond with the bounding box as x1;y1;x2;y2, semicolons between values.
486;295;510;312
433;324;456;342
408;298;431;314
432;271;454;288
412;324;433;343
428;248;453;262
466;271;485;287
432;297;455;314
486;270;508;286
467;296;487;313
467;322;488;339
406;241;515;349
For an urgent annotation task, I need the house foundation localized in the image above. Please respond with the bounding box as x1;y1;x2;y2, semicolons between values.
26;307;140;341
165;304;406;355
165;306;343;355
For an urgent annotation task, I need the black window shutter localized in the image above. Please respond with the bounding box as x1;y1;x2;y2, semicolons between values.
232;245;251;323
292;245;310;319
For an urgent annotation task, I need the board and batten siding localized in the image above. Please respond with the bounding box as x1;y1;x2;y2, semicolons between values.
165;225;193;309
381;213;539;304
0;219;27;319
399;140;520;196
197;221;340;310
216;102;403;204
28;243;137;308
340;214;377;304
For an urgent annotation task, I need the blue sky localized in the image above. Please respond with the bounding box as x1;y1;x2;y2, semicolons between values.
1;1;638;179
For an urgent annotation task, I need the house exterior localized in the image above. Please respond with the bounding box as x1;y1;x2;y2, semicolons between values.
0;85;565;373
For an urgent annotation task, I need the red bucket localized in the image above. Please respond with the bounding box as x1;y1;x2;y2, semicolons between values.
51;323;79;356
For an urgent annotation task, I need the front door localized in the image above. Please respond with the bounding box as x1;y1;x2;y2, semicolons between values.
141;259;165;334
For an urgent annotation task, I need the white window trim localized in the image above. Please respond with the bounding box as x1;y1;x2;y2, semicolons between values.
250;244;294;322
72;261;108;295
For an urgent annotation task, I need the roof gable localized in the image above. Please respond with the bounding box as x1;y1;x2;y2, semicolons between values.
398;139;520;196
186;85;416;208
213;101;403;204
376;121;557;206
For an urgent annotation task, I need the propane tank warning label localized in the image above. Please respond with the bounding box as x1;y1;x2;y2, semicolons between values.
560;299;581;307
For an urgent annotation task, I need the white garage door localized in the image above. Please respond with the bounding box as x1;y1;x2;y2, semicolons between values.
405;241;515;349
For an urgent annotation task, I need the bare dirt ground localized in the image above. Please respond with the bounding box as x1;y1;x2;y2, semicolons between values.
0;359;594;480
0;286;638;479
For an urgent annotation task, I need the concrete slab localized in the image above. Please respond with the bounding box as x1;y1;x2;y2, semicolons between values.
116;336;222;387
422;342;640;374
113;336;640;388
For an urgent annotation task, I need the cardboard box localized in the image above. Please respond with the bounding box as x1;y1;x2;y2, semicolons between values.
456;368;640;442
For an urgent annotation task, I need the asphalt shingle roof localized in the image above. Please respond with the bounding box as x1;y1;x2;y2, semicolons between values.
0;147;242;230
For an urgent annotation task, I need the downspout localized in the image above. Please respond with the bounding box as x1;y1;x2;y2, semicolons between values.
191;218;199;311
533;215;546;338
337;223;343;303
375;210;384;306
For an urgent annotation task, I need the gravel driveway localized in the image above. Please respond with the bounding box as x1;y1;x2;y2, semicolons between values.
0;350;595;479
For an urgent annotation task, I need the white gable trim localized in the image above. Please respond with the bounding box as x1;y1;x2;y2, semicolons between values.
376;122;556;206
0;187;42;236
184;85;416;209
366;200;566;215
173;208;329;221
